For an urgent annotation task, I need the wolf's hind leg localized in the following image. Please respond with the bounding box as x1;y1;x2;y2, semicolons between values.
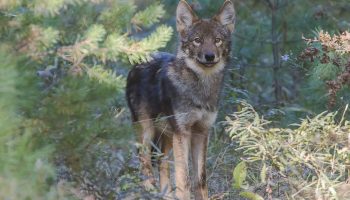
159;134;173;198
137;119;156;191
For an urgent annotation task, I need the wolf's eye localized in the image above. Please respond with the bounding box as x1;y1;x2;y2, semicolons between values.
193;37;201;46
215;38;222;46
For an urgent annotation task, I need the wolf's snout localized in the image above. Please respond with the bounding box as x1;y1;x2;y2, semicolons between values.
197;51;219;67
205;53;215;62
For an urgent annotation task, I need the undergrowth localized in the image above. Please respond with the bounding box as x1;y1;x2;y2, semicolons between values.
227;102;350;200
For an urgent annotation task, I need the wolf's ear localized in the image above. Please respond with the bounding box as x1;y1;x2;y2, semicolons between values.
215;0;236;32
176;0;198;34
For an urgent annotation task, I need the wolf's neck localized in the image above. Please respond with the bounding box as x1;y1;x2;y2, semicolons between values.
170;57;225;110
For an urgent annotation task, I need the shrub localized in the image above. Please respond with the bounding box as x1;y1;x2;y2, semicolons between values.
227;102;350;200
300;30;350;109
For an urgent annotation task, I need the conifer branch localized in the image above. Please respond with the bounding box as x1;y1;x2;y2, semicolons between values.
131;3;166;29
127;25;173;64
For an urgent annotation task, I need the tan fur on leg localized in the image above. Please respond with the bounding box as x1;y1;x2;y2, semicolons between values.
159;135;173;198
191;131;209;200
173;132;191;200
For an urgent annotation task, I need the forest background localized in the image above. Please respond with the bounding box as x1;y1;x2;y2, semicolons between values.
0;0;350;199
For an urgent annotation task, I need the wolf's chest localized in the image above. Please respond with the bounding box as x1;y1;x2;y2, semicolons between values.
174;108;218;132
183;78;222;111
155;109;218;135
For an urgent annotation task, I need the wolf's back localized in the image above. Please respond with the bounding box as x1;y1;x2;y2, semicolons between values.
126;52;176;122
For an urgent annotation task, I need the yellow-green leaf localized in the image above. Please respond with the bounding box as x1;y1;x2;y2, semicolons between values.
260;163;267;184
233;161;247;189
240;191;264;200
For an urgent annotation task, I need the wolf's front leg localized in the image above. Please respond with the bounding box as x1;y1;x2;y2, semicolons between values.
173;132;191;200
191;131;209;200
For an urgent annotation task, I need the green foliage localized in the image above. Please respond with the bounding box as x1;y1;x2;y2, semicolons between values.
232;161;247;189
12;0;173;66
127;25;173;64
301;30;350;109
132;3;165;28
30;0;85;17
82;24;107;53
0;47;61;199
226;102;350;199
36;73;128;170
31;0;67;16
102;33;127;61
86;65;125;90
0;0;172;198
98;1;136;33
239;191;264;200
219;0;350;125
0;0;20;9
35;26;60;51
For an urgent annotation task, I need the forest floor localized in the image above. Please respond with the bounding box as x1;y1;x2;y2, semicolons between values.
56;124;246;200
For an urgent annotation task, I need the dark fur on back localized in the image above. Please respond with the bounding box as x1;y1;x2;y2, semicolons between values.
126;53;178;129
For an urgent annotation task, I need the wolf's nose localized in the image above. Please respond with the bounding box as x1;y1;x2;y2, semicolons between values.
205;53;215;62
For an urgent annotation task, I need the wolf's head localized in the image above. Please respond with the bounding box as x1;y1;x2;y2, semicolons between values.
176;0;235;74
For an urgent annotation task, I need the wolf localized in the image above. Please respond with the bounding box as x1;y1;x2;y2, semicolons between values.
126;1;235;199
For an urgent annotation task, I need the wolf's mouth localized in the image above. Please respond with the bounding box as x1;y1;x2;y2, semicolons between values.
196;59;219;68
